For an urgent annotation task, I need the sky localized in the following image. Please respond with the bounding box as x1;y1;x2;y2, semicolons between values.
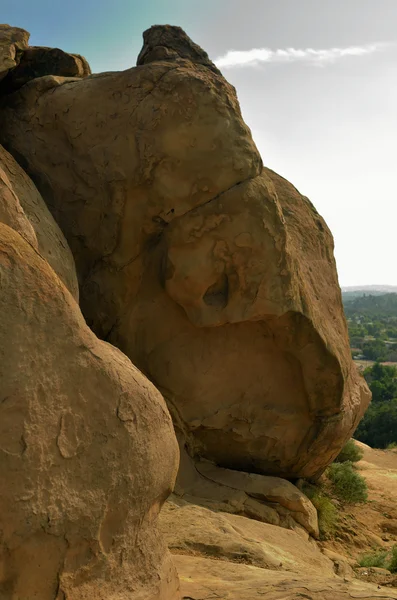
2;0;397;286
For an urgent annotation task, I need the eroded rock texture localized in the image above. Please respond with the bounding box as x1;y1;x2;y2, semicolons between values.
0;151;179;598
0;25;370;480
0;144;79;299
1;46;91;93
0;22;90;94
0;25;29;81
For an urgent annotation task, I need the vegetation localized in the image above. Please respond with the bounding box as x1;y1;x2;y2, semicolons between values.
355;363;397;448
356;398;397;449
344;293;397;318
389;544;397;573
327;462;368;503
359;549;389;569
341;291;397;448
359;544;397;573
301;482;338;539
334;439;363;463
343;292;397;362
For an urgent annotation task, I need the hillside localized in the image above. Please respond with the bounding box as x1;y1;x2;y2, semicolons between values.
342;286;397;301
344;292;397;317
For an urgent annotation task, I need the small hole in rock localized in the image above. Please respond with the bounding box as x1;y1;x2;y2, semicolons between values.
203;274;229;309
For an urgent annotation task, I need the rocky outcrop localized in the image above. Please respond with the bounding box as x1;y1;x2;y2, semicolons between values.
0;22;90;94
160;497;332;572
1;46;91;93
137;24;222;75
0;221;179;599
175;554;397;599
0;25;370;481
173;440;319;536
196;462;319;537
0;144;79;299
0;25;29;81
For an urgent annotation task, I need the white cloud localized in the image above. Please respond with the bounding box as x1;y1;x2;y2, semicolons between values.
215;42;393;68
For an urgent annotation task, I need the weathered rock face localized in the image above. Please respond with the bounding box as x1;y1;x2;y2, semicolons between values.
1;46;91;93
0;25;29;81
160;497;332;573
0;221;179;599
0;22;90;94
0;25;370;480
0;143;79;299
175;554;397;600
173;439;319;537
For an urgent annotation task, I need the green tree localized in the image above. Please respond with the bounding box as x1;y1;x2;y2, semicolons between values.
364;363;397;402
355;399;397;448
361;339;388;361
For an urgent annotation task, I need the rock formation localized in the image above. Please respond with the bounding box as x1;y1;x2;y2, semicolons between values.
0;96;179;597
0;25;29;81
173;440;319;537
174;553;397;599
0;211;179;598
1;46;91;93
0;18;389;600
0;24;90;95
0;24;370;482
0;144;79;299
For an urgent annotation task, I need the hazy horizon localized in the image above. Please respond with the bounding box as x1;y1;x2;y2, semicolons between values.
3;0;397;287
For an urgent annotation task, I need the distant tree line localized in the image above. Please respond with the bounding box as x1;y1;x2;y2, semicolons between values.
355;363;397;448
344;293;397;362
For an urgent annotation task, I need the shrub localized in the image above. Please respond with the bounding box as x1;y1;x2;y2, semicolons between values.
358;544;397;572
388;544;397;573
302;483;338;539
359;550;388;569
334;439;364;463
327;462;368;503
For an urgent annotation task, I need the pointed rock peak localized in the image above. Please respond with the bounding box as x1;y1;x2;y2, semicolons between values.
0;24;30;81
137;24;222;75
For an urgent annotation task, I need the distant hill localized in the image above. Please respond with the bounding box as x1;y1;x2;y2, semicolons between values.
343;292;397;317
342;286;397;301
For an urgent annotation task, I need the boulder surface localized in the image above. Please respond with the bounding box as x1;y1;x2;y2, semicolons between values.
0;143;79;299
0;221;179;599
0;46;91;93
0;24;29;81
0;25;370;480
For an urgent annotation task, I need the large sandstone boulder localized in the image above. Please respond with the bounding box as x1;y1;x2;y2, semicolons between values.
0;221;179;598
0;143;79;299
0;24;29;81
0;25;370;479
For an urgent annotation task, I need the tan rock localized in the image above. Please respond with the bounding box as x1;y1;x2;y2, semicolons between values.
175;554;397;599
0;222;179;599
161;498;333;574
381;519;397;535
0;24;29;81
137;24;222;75
0;144;78;300
196;461;319;537
1;46;91;93
322;548;354;579
0;25;370;480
